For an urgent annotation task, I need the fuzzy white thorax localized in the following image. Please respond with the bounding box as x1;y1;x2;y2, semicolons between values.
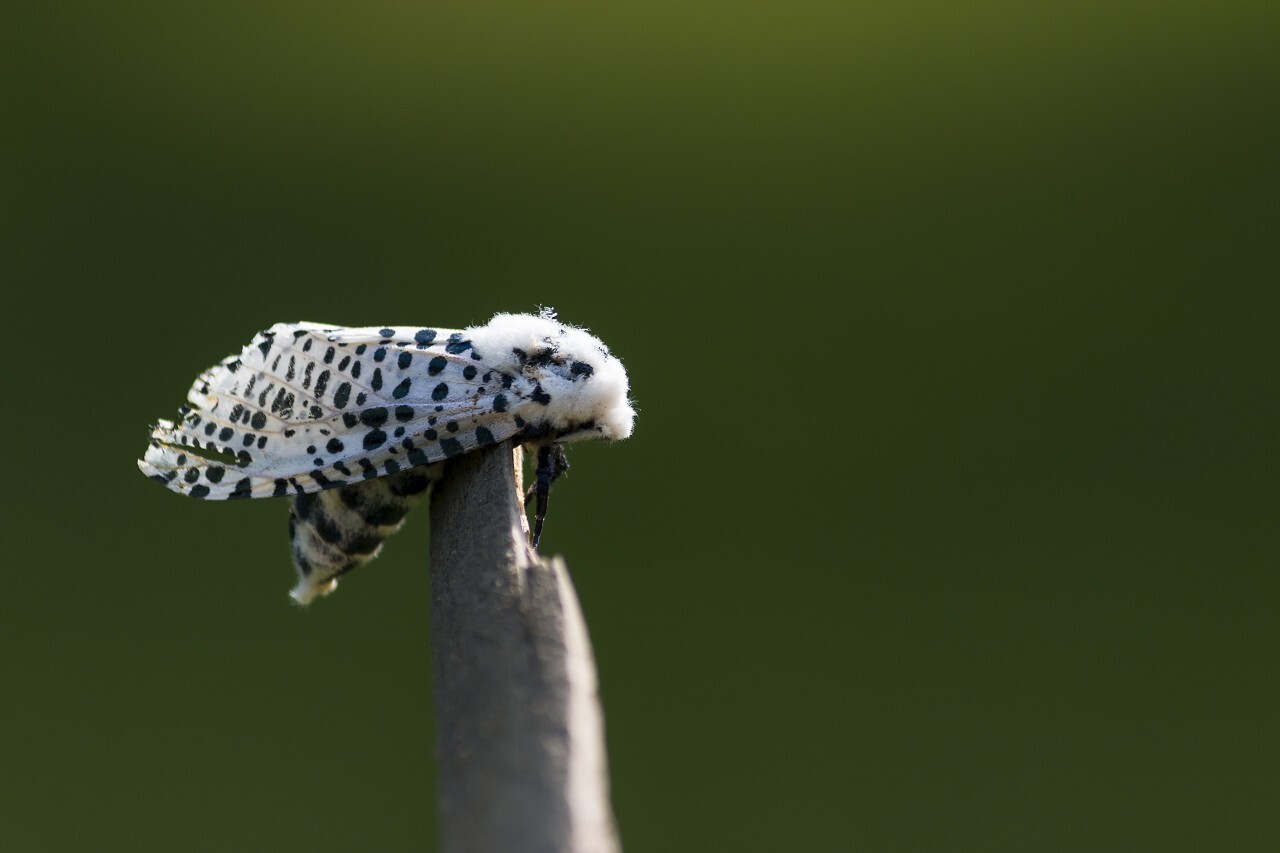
466;313;635;443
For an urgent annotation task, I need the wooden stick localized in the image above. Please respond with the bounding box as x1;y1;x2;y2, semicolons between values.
429;441;621;853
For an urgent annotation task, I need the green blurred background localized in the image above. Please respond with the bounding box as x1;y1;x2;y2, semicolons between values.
4;1;1277;850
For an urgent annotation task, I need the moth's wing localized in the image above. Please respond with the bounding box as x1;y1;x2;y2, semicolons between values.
138;323;525;499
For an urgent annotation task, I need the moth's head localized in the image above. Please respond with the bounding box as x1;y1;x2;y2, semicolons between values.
469;311;635;443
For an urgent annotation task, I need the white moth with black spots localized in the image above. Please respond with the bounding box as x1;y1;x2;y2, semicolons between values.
138;310;635;604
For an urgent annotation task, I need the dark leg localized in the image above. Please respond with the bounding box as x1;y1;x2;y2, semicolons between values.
532;443;570;547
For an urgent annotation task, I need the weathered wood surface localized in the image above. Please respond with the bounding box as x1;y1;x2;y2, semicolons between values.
429;442;621;853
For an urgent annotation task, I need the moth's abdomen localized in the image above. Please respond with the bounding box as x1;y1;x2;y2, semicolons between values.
288;464;442;604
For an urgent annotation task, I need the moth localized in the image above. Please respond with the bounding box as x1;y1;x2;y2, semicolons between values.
138;310;635;604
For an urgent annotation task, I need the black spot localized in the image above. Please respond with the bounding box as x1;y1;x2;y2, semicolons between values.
399;433;410;443
251;411;268;430
175;454;188;465
372;368;383;391
226;359;241;373
271;388;295;415
475;426;496;445
338;355;350;371
415;329;437;345
323;346;335;364
492;394;509;413
446;420;459;433
229;404;245;422
306;445;316;454
355;344;367;355
190;484;210;498
385;459;400;475
423;428;438;440
327;437;345;454
313;512;342;544
363;428;387;450
445;339;472;354
471;350;483;360
242;434;255;447
394;404;414;422
440;437;464;457
218;427;234;441
258;339;271;358
310;406;323;419
379;328;395;338
286;356;296;380
333;461;352;476
398;351;412;370
229;478;254;499
184;468;200;483
373;347;387;363
295;554;312;576
459;364;477;382
427;356;447;376
204;466;225;483
351;361;362;379
405;448;430;468
293;491;320;517
393;378;413;399
204;422;217;436
347;533;383;555
360;407;388;428
237;450;252;466
315;370;331;397
257;436;268;449
356;393;367;406
284;428;296;438
310;469;333;489
431;382;448;401
570;361;594;379
303;338;314;352
333;383;351;408
391;466;427;499
362;503;407;526
303;362;314;389
342;412;359;428
531;383;552;405
273;479;289;497
500;374;514;389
